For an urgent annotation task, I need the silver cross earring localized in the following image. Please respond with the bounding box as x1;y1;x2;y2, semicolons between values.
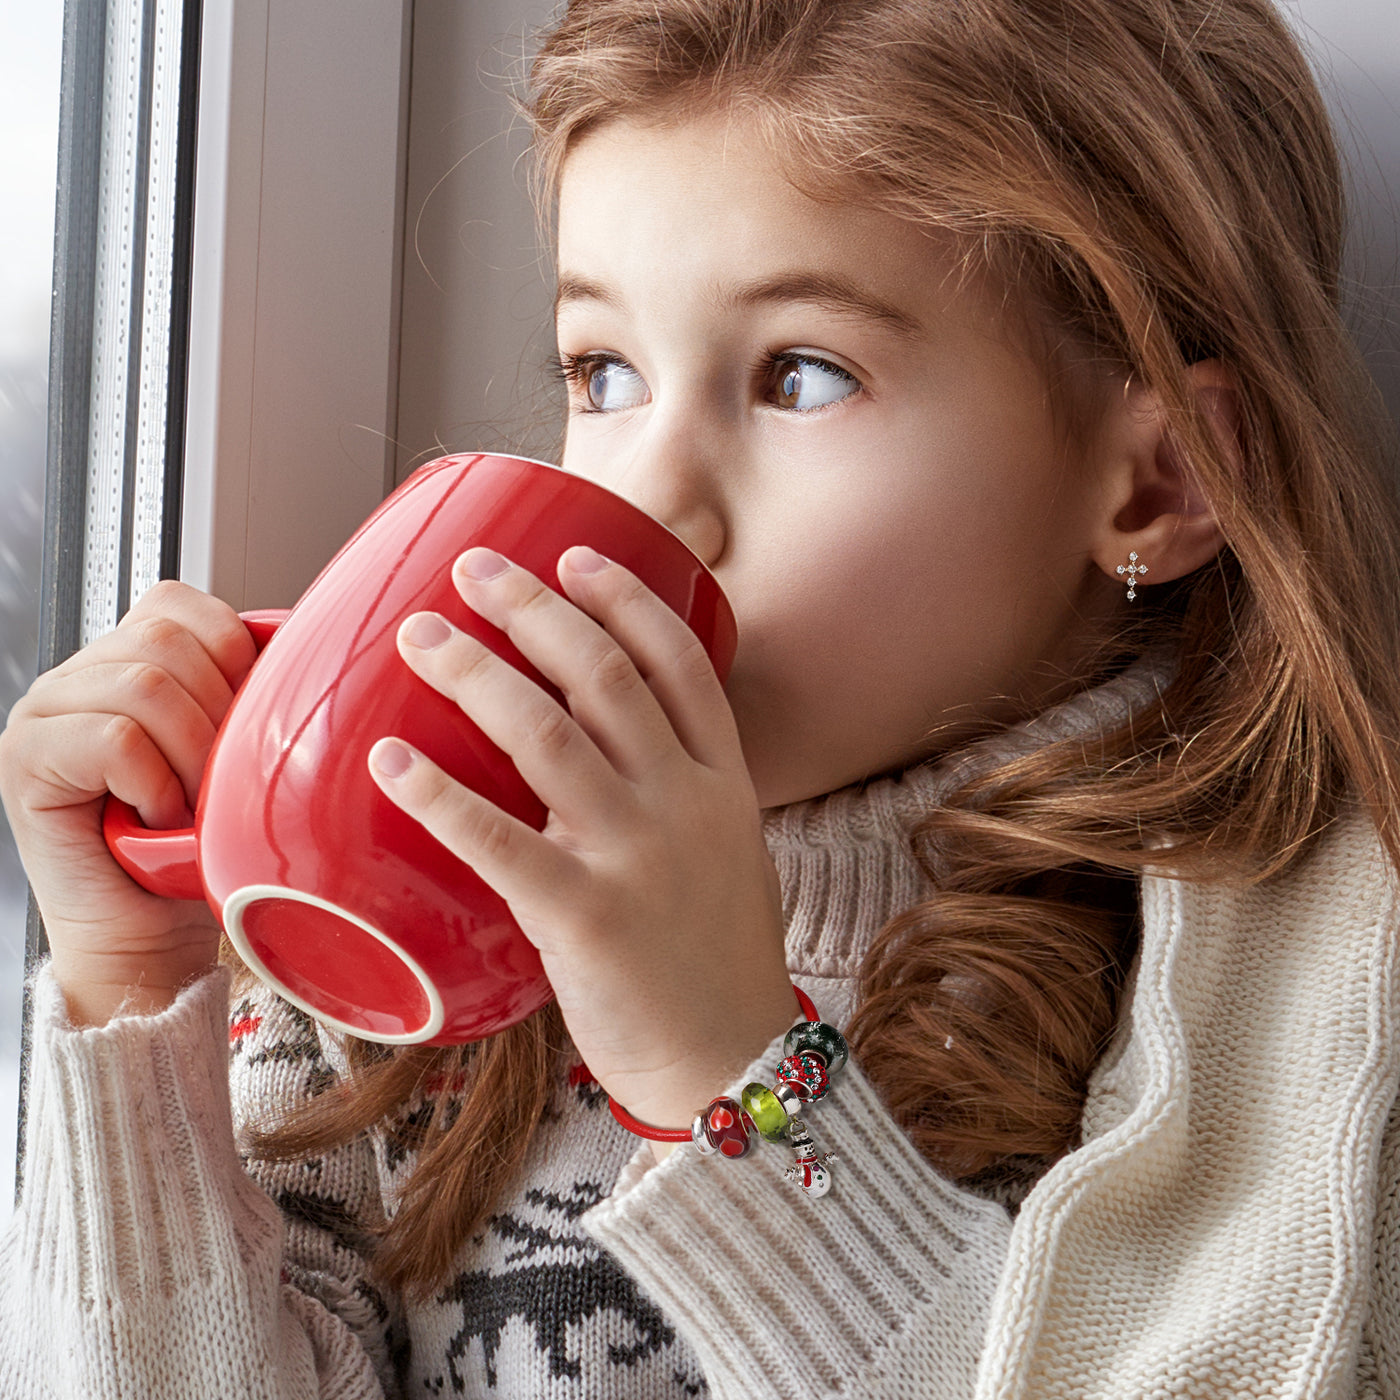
1116;551;1148;600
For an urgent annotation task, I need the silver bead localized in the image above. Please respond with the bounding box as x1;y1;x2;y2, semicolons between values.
773;1082;805;1117
690;1110;717;1155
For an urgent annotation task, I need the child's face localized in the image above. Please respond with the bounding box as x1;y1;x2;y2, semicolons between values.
554;112;1116;809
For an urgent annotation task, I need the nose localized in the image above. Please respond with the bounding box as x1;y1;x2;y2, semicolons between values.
591;415;728;569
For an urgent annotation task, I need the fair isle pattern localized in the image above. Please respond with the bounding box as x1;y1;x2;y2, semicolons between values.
225;960;1025;1398
228;976;1041;1395
226;980;1041;1394
230;981;712;1396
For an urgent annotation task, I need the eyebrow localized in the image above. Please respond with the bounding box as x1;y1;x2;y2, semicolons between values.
553;269;925;339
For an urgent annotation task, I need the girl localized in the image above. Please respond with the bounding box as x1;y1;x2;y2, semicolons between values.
3;0;1400;1394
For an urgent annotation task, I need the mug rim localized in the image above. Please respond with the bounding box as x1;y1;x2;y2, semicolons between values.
420;452;728;599
223;882;448;1044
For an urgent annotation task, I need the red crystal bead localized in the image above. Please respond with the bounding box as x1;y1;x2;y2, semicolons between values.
775;1049;830;1102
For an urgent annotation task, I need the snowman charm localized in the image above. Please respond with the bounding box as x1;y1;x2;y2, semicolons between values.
782;1116;838;1198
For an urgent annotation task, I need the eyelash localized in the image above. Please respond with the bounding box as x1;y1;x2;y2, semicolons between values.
552;350;860;413
551;351;626;408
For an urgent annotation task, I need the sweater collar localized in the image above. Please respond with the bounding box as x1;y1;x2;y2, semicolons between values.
761;650;1177;980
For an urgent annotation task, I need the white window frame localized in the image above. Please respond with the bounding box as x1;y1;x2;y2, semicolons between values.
181;0;413;611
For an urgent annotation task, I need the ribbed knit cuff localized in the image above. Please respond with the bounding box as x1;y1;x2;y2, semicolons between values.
15;962;283;1306
582;1025;1014;1398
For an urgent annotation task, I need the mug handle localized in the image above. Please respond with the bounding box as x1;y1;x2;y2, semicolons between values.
102;609;290;901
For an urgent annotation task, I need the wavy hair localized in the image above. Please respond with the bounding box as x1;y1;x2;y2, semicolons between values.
235;0;1400;1294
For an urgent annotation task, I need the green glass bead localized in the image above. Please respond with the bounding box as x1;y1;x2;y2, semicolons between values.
783;1020;849;1075
740;1081;792;1142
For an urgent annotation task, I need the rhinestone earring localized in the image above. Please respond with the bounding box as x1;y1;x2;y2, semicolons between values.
1116;551;1148;600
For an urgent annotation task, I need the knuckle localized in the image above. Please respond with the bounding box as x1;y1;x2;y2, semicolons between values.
442;792;512;863
209;612;257;663
456;641;497;689
133;577;189;612
525;703;576;760
473;813;515;864
128;581;249;669
210;602;260;655
2;691;35;736
411;772;462;823
674;633;716;687
130;613;188;656
416;774;453;825
584;643;642;700
515;580;555;622
102;713;150;762
118;659;174;705
611;569;649;608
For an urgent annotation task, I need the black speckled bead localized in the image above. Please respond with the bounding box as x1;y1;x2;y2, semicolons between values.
783;1020;848;1075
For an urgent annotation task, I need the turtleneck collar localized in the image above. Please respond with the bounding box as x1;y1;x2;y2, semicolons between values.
761;650;1176;982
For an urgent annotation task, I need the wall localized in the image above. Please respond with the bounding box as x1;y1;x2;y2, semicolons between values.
393;0;562;482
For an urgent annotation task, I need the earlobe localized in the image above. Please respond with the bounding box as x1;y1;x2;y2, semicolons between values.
1094;360;1236;594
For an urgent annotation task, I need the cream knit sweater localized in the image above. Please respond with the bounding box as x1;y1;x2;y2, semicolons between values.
3;657;1399;1399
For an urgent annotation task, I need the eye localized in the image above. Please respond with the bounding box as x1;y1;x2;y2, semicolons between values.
558;353;650;413
767;353;860;412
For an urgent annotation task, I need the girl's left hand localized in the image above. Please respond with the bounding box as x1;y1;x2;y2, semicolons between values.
367;543;797;1143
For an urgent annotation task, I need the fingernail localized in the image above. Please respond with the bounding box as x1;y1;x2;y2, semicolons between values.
568;545;611;574
403;612;451;650
371;740;414;779
460;547;509;581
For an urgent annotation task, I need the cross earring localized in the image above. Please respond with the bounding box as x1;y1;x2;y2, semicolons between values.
1116;551;1148;600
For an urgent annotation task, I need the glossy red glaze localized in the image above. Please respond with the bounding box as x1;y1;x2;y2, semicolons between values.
102;454;737;1046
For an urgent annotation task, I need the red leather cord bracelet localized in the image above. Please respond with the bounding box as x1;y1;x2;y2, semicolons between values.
604;984;845;1198
606;984;821;1140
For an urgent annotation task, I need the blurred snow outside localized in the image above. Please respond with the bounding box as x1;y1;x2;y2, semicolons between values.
0;1;61;1220
0;363;47;1222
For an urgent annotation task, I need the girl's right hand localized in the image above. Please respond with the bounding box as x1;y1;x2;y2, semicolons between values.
0;580;259;1026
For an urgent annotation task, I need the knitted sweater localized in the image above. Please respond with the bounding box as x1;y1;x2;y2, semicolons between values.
3;657;1400;1399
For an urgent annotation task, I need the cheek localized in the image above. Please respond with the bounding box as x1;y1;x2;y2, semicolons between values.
557;432;610;487
735;441;1075;697
873;405;1080;593
728;511;932;708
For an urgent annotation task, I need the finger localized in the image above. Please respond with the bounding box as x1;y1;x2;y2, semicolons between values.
120;579;260;692
367;737;583;935
554;546;741;771
396;612;630;831
453;548;678;776
18;660;218;812
454;547;734;776
45;612;240;732
46;579;257;703
11;710;192;832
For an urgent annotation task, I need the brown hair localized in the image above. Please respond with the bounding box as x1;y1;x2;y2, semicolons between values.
237;0;1400;1293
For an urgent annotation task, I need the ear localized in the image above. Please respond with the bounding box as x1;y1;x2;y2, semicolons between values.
1089;360;1235;596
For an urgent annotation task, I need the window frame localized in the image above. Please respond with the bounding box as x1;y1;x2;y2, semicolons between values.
19;0;411;1197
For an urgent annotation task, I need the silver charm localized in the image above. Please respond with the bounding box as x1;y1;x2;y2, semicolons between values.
1116;551;1148;600
782;1115;837;1198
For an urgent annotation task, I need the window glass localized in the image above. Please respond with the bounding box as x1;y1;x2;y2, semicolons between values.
0;6;63;1219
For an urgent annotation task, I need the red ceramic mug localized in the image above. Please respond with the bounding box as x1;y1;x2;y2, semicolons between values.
103;453;737;1046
